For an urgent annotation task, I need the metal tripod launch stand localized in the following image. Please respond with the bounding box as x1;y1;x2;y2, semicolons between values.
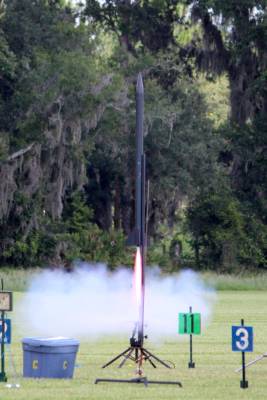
95;325;182;386
95;74;182;387
100;324;172;370
95;344;180;386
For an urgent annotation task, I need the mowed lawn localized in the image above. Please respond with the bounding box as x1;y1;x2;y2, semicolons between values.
2;291;267;400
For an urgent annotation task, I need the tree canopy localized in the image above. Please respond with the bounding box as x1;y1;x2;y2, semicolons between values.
0;0;266;271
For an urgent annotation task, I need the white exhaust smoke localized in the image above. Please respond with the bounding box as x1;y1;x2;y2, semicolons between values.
16;264;215;340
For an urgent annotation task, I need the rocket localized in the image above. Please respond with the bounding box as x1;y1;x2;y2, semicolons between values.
136;73;145;346
127;73;145;247
99;73;177;378
135;73;145;248
134;73;146;347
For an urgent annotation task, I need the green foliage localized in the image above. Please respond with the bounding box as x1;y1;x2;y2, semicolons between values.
147;217;195;271
0;191;132;268
187;189;267;271
64;192;94;233
0;31;16;79
1;0;104;151
57;193;132;267
2;232;54;267
0;132;8;160
0;0;267;273
198;75;230;128
187;190;244;270
84;0;182;52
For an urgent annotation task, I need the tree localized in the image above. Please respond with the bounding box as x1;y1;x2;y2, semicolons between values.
0;0;122;267
84;0;183;53
183;1;267;269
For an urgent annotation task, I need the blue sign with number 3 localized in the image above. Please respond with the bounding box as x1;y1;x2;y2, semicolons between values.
232;326;253;352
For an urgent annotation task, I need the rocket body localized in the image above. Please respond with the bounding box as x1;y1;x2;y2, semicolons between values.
135;73;145;346
135;73;144;246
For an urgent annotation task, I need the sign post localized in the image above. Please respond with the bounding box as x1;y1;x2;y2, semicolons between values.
178;307;201;368
188;307;194;368
232;319;253;389
0;279;13;382
0;310;5;382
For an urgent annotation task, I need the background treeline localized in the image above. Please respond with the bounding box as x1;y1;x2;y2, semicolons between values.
0;0;266;272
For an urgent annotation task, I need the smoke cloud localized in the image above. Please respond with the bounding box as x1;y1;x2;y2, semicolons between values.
16;264;216;340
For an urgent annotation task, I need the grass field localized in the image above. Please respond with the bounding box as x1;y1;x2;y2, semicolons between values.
1;290;267;399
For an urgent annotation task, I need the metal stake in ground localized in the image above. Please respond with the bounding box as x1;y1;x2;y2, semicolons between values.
232;319;253;389
0;279;5;382
0;280;13;382
0;310;7;382
188;306;195;368
240;319;248;389
178;308;201;368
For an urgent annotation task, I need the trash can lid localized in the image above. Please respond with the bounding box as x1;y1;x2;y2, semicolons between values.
22;336;79;347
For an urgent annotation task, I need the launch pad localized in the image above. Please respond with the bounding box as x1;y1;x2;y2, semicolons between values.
95;338;182;387
95;333;182;387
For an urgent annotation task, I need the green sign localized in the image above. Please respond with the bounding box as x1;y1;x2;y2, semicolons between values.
178;313;201;335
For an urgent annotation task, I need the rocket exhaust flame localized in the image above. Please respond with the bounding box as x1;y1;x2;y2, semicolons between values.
134;247;142;310
133;245;145;371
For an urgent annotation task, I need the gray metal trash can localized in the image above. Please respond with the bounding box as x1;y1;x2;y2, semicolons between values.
22;337;79;378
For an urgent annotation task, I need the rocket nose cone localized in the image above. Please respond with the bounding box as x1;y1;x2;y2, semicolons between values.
136;73;144;94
